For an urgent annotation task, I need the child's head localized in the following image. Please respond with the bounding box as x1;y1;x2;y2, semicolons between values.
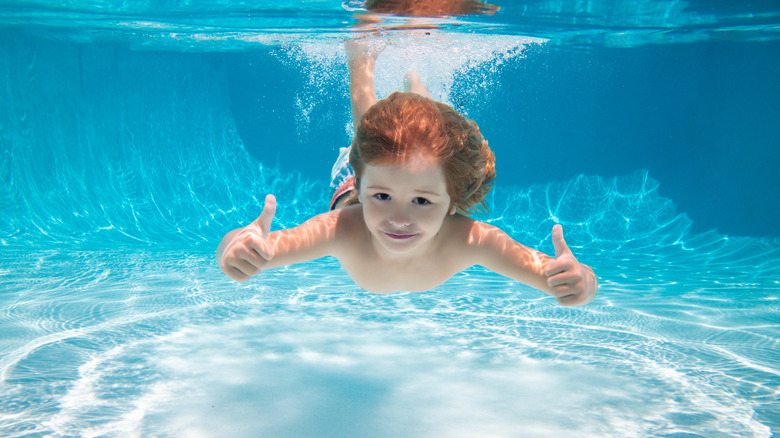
348;91;495;215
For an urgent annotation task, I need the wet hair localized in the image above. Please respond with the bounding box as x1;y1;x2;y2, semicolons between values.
346;91;495;215
363;0;499;17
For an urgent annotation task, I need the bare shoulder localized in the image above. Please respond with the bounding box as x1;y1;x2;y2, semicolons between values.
291;205;360;230
439;214;505;248
331;204;370;251
287;206;365;243
441;215;542;263
332;204;364;227
331;204;368;238
263;208;344;269
437;213;485;254
439;213;476;238
433;214;495;270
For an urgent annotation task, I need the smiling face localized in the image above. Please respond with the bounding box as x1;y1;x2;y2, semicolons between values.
350;92;495;216
359;153;454;258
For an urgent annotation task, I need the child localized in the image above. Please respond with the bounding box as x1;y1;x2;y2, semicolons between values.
216;39;598;306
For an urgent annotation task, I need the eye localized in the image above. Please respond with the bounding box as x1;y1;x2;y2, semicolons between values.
373;193;391;201
413;197;431;206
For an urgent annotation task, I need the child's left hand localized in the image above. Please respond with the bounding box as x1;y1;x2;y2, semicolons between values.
544;225;598;306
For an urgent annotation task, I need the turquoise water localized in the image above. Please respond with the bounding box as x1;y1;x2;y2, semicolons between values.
2;1;780;437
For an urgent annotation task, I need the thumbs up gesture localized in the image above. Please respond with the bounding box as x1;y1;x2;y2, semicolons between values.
216;194;277;282
543;224;598;306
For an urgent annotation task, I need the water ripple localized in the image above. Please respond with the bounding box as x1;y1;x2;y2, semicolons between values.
0;252;777;436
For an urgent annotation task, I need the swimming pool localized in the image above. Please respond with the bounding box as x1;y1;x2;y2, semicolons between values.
1;1;779;436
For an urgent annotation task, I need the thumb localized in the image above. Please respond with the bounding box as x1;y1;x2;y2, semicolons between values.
552;224;572;258
254;194;277;235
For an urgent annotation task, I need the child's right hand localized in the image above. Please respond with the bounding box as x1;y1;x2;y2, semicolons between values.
217;194;277;282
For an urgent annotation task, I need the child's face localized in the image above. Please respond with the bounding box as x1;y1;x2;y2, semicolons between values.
359;153;454;257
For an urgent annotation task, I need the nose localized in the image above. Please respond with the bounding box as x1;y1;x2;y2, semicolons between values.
387;212;412;228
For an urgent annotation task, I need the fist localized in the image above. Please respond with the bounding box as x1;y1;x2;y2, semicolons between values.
217;195;277;282
543;224;597;306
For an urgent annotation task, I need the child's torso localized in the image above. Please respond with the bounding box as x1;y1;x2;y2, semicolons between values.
334;208;474;293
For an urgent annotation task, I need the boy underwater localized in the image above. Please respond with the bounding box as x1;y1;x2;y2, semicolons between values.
216;39;598;306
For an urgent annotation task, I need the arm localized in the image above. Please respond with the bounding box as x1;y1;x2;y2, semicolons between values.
216;195;341;282
345;39;383;131
467;222;598;306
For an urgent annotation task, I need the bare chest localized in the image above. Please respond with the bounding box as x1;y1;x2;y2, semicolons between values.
339;252;462;294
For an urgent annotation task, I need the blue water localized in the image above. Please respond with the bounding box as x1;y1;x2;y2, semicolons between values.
1;1;780;437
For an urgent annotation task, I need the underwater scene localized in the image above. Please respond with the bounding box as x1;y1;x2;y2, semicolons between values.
1;1;779;436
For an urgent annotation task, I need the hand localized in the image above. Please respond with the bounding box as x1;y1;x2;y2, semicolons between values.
543;225;597;306
217;195;277;282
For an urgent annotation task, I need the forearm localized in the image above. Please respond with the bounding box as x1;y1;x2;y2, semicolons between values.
467;221;597;306
579;263;599;303
261;211;342;270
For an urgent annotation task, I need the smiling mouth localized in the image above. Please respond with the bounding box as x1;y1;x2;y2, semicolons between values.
384;231;417;240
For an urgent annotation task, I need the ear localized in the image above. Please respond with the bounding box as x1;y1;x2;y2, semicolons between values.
448;203;457;215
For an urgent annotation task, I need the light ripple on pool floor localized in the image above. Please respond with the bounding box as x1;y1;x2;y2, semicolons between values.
0;251;778;437
27;310;772;438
